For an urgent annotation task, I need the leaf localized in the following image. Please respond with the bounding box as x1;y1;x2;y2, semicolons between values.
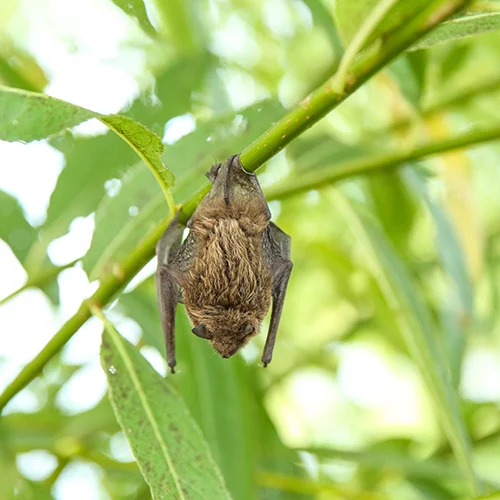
286;134;365;173
336;193;480;495
334;0;431;47
0;86;95;142
367;169;418;253
100;314;231;500
388;51;427;107
44;131;136;239
0;86;174;240
0;190;37;263
102;114;174;192
403;168;473;317
83;167;165;281
407;477;456;500
41;56;210;239
411;11;500;50
118;277;309;500
111;0;157;37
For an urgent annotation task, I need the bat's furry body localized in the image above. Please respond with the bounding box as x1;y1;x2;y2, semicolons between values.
156;155;292;371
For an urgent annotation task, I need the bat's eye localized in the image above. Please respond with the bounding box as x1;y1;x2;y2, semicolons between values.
192;324;212;339
240;323;255;339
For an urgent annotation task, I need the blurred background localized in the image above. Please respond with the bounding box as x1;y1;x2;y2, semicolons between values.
1;0;500;498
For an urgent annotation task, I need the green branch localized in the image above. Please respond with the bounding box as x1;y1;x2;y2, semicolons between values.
266;124;500;201
0;0;469;413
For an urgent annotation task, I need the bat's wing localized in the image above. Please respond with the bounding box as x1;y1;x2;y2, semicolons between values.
262;221;293;366
156;212;195;372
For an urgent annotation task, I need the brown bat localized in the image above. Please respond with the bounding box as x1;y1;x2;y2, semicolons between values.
156;154;292;373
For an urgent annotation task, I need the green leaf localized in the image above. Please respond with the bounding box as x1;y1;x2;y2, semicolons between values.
388;51;427;107
101;114;174;194
83;167;165;281
404;168;473;316
0;86;174;228
0;190;36;263
286;134;365;173
44;131;136;239
100;313;231;500
111;0;157;37
411;11;500;50
0;86;95;142
336;193;480;495
40;57;210;239
118;277;309;500
334;0;431;47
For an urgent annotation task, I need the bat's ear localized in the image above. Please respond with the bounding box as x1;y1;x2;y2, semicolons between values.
205;163;221;183
192;324;212;339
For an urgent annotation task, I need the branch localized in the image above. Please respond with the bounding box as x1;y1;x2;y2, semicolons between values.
265;124;500;201
0;0;470;413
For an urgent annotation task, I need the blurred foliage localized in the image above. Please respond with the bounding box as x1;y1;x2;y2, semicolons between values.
2;0;500;499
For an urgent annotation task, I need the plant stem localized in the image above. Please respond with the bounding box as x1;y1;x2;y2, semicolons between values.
266;124;500;201
0;0;469;412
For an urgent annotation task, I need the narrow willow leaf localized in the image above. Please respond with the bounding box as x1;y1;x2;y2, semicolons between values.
100;314;231;500
334;0;431;47
0;86;95;142
42;57;209;239
336;194;480;495
0;190;37;263
411;11;500;50
403;168;473;316
101;114;174;192
111;0;157;37
0;86;174;212
118;277;309;500
83;167;164;281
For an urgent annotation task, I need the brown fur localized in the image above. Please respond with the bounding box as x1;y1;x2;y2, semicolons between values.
181;199;273;358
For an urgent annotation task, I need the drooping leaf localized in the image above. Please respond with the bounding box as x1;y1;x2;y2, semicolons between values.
403;168;473;317
388;51;427;107
44;131;136;239
337;193;480;496
83;167;165;281
100;315;231;500
334;0;431;47
411;11;500;50
0;86;95;142
102;114;174;191
0;86;174;240
111;0;157;37
0;190;37;263
286;134;365;173
41;56;210;239
118;277;310;500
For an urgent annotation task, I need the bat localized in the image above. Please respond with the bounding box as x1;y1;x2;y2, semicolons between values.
155;154;292;372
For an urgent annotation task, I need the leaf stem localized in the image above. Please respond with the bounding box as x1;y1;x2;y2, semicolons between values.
266;124;500;201
0;0;470;412
332;0;400;93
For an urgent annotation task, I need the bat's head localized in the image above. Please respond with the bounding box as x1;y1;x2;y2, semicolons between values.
191;312;261;359
204;155;271;219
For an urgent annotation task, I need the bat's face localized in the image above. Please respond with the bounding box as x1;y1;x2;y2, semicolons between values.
191;316;259;358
